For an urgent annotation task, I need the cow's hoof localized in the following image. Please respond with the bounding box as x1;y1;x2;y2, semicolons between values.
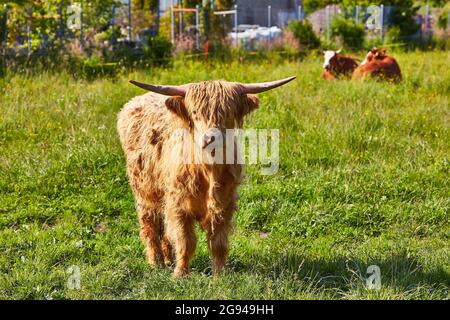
173;268;189;278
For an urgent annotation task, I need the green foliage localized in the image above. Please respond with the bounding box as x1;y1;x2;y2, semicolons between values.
93;26;120;45
144;35;172;65
81;57;118;79
386;4;420;39
342;0;421;42
133;0;159;11
2;0;117;51
437;10;448;30
303;0;337;12
0;6;5;44
286;20;321;49
132;0;158;36
384;26;402;44
104;42;146;65
330;18;365;49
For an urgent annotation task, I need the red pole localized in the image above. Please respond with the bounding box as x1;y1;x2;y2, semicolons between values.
204;39;209;63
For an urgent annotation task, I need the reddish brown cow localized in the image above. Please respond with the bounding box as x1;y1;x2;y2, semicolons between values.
322;50;358;80
352;48;402;82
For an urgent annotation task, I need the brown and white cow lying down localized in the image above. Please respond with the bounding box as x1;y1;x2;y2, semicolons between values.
322;50;358;80
118;77;295;277
352;48;402;82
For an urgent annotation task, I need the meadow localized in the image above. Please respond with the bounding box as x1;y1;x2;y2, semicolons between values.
0;50;449;299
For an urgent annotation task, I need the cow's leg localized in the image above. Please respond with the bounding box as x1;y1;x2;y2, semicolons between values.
203;202;234;276
161;233;173;267
137;203;163;267
206;214;232;275
165;204;197;277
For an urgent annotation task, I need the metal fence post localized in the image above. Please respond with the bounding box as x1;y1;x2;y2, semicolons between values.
298;5;303;21
326;5;330;41
380;4;384;42
425;4;430;37
3;5;7;47
128;0;132;41
111;5;116;45
58;2;63;48
448;10;450;30
355;5;359;25
268;5;271;40
234;5;238;46
80;0;84;48
179;0;183;35
171;5;175;44
27;6;31;55
195;4;199;50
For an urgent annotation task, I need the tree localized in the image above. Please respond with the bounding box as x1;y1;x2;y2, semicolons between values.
132;0;159;36
341;0;421;40
286;20;321;49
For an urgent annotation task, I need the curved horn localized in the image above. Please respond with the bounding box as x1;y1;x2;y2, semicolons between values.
129;80;187;96
237;76;296;94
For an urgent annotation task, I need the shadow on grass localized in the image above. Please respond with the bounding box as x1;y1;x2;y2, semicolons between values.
191;250;449;294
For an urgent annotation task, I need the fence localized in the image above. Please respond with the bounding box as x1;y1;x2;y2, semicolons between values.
0;2;449;57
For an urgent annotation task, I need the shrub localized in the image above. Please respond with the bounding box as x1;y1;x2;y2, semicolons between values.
144;35;173;65
286;20;321;49
104;41;146;66
437;10;449;30
330;18;365;50
207;38;233;61
386;3;420;41
385;26;402;45
81;57;118;79
255;32;302;60
174;34;196;56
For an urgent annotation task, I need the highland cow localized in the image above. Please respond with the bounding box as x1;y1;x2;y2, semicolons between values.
117;77;295;277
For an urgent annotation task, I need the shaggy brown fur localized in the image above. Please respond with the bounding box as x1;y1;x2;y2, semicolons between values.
352;48;402;82
117;81;259;277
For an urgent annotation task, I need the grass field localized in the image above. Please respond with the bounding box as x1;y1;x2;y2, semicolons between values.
0;51;449;299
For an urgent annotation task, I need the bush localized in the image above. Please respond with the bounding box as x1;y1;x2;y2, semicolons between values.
286;20;321;49
385;26;402;45
330;18;365;50
80;57;118;79
105;41;146;65
174;34;196;56
255;32;302;60
0;8;6;45
207;38;233;61
144;35;172;66
386;3;420;41
437;10;449;30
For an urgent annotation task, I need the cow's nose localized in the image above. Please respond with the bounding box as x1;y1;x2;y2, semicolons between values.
202;134;215;149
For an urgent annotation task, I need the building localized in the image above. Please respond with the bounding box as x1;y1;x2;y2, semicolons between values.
236;0;300;27
159;0;302;27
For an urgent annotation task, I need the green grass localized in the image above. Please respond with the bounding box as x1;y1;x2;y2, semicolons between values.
0;51;449;299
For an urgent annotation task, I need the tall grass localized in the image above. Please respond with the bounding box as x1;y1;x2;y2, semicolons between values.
0;51;448;299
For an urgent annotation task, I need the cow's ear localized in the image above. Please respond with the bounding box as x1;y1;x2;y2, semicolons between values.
381;48;387;55
239;94;260;117
165;96;190;124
